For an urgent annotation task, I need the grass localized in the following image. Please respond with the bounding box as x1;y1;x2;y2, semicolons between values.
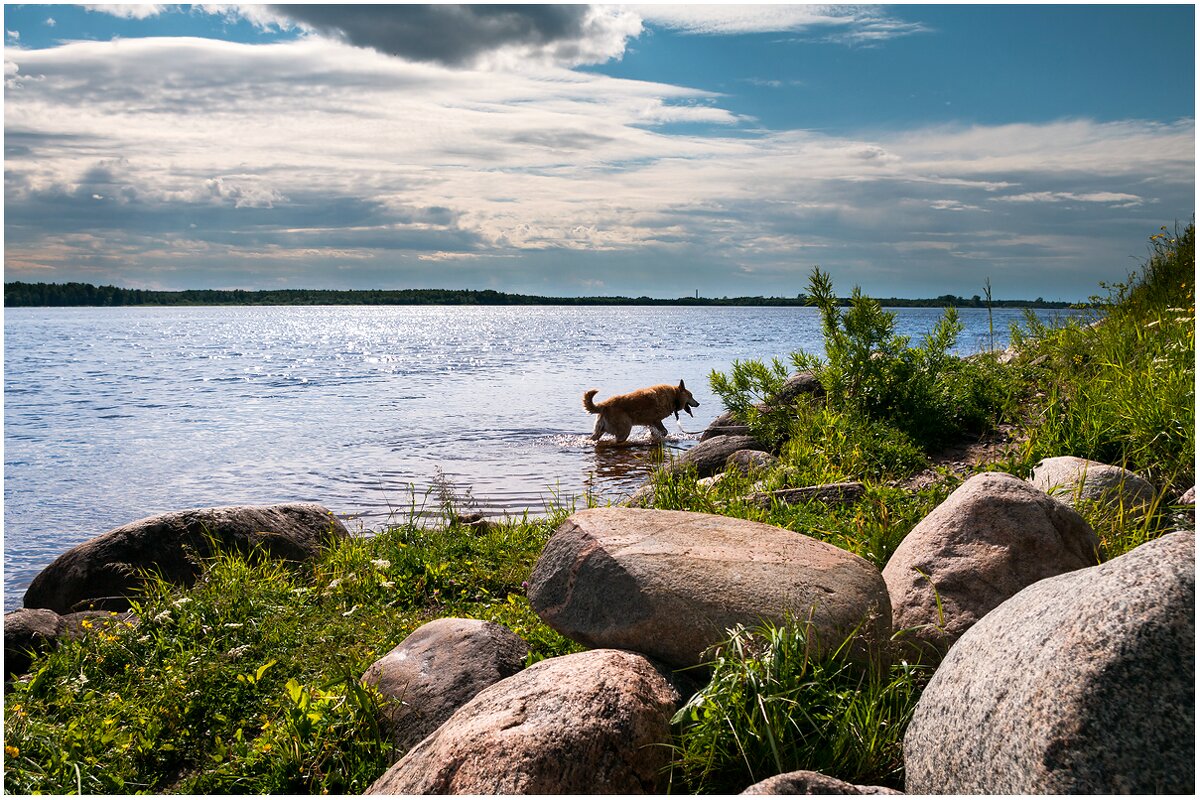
4;511;581;794
5;223;1193;794
666;620;930;794
1010;223;1195;498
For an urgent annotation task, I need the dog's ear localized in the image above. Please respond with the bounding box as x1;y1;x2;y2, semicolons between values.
678;379;686;390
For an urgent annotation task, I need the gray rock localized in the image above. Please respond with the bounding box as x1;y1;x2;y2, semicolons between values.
624;483;655;508
4;608;65;680
667;435;770;479
528;508;892;670
725;449;779;475
1029;455;1157;508
1179;485;1195;505
775;371;824;404
698;374;821;444
700;409;754;441
741;770;901;794
904;532;1195;794
746;482;866;510
366;648;681;794
882;472;1100;663
362;617;530;760
24;503;349;614
60;610;139;641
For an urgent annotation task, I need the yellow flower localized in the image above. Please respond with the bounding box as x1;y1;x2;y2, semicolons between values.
5;745;19;759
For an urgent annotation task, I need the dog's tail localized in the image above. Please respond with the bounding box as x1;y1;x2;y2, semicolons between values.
583;389;600;413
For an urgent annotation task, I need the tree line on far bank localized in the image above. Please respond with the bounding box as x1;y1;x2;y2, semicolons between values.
3;281;1075;309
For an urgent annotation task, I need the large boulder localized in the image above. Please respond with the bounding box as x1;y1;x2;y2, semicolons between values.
366;648;681;794
741;770;900;795
362;617;530;760
4;608;65;680
528;508;892;669
904;532;1195;794
667;435;770;479
23;503;349;614
882;472;1100;663
1029;455;1157;508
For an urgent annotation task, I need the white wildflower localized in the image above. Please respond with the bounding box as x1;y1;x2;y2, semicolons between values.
227;644;252;658
380;580;395;589
152;610;172;624
342;604;360;617
371;559;391;570
327;578;341;589
172;597;192;607
224;622;243;629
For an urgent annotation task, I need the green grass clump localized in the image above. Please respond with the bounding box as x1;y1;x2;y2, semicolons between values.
4;513;580;794
1011;223;1195;495
667;620;929;794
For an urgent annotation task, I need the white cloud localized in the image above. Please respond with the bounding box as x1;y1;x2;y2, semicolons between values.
633;4;928;42
2;35;1193;298
996;190;1145;207
45;17;56;28
6;29;18;41
82;5;168;20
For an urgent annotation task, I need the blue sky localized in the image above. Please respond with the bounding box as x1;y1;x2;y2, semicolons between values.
3;4;1195;300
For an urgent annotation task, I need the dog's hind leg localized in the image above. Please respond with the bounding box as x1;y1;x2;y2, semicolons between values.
612;417;634;443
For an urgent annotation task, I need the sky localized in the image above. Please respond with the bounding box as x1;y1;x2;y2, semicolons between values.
2;4;1195;300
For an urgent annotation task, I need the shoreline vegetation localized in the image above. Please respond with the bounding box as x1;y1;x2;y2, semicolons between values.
3;281;1078;309
4;224;1193;794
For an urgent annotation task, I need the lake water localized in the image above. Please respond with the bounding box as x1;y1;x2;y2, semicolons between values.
3;304;1072;609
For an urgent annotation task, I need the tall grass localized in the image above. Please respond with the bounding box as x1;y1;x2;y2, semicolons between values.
666;620;929;794
1012;223;1195;492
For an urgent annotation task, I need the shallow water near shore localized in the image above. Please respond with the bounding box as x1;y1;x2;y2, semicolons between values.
4;304;1073;609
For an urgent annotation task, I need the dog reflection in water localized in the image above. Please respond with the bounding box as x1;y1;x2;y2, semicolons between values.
583;380;700;443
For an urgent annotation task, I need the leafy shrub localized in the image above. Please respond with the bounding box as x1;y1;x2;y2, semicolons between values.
667;620;928;794
794;267;1011;449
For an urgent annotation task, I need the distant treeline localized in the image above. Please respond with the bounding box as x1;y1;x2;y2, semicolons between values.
4;281;1078;309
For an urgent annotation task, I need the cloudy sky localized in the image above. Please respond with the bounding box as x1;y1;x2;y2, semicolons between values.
3;4;1194;300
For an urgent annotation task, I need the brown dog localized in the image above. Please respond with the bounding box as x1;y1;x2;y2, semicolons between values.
584;380;700;443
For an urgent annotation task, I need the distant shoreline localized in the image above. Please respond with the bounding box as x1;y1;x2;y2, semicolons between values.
4;281;1081;309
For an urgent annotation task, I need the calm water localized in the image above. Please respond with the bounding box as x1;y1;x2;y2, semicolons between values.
3;305;1069;609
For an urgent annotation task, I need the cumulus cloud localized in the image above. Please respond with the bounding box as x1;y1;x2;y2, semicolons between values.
2;35;1193;298
247;4;641;67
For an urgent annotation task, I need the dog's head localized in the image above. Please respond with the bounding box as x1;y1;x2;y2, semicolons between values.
675;379;700;418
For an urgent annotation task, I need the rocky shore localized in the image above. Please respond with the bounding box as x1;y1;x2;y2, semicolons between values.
6;375;1195;793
